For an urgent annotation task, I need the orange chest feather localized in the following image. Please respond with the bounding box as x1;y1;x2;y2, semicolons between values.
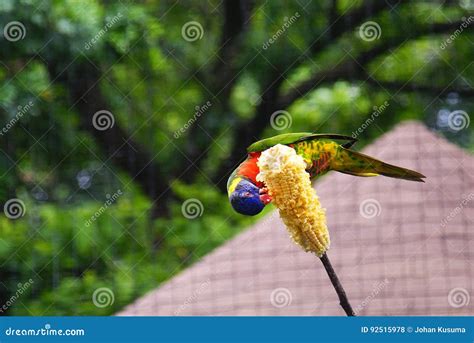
237;152;264;187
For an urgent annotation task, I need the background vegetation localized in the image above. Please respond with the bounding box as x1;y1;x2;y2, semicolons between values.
0;0;472;315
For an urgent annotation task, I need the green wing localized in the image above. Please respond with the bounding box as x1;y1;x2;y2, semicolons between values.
247;132;357;152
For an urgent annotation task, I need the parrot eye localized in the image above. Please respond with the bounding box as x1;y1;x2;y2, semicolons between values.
242;191;252;198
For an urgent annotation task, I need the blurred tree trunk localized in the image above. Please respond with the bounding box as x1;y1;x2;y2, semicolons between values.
46;60;172;218
181;0;254;183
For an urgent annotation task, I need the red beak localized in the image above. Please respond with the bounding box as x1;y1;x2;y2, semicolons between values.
260;194;272;205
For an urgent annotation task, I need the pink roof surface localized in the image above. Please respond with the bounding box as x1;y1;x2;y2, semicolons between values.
119;121;473;316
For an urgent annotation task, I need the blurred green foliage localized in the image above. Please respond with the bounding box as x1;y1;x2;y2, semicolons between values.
0;0;472;315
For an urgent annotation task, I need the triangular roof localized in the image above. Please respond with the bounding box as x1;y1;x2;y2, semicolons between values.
119;121;473;316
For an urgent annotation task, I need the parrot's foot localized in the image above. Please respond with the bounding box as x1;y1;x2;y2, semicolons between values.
259;187;272;205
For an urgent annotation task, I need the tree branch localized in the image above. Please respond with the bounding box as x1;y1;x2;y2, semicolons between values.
365;77;474;98
279;20;472;110
320;253;355;316
308;0;405;56
212;19;471;190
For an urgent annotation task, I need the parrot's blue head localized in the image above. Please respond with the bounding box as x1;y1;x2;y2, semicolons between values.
229;178;265;216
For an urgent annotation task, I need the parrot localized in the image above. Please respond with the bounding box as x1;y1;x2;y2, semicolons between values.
227;132;425;216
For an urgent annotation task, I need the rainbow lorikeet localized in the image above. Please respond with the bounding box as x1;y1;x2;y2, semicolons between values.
227;133;425;215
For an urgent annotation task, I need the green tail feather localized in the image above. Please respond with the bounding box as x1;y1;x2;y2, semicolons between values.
335;148;426;182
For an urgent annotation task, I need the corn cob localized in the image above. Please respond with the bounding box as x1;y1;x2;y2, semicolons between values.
256;144;330;256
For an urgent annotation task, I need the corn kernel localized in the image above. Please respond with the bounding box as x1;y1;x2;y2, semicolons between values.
257;144;330;256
